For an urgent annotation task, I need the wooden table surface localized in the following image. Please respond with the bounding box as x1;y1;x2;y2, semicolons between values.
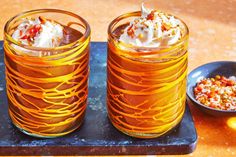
0;0;236;156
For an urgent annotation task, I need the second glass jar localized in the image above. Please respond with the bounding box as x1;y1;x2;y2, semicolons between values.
107;11;189;138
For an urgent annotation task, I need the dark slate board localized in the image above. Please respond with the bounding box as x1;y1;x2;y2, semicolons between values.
0;42;197;155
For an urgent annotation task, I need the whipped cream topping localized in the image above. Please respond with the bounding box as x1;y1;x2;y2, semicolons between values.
119;4;183;47
12;16;63;48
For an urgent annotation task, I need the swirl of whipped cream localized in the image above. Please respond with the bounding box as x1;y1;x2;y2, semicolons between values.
119;4;183;47
12;16;63;48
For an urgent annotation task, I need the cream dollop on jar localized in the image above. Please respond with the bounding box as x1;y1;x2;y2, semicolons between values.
12;16;63;48
119;4;183;47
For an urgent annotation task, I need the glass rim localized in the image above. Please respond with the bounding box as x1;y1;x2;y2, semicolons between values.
108;11;189;51
4;8;91;51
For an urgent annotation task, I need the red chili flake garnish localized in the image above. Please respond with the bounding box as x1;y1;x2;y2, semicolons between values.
194;75;236;111
19;30;23;36
196;86;203;91
39;16;46;24
161;23;171;31
20;35;28;40
201;80;207;85
20;24;42;41
63;28;68;35
147;11;155;20
127;24;135;38
227;80;235;86
127;24;133;31
207;91;215;98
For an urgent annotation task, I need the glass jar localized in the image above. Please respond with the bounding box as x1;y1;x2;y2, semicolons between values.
107;11;189;138
4;9;91;138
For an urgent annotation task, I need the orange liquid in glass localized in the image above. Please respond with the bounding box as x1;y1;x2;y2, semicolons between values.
4;27;89;137
107;25;188;138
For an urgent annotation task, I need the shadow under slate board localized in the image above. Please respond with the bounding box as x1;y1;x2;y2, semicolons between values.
0;41;197;155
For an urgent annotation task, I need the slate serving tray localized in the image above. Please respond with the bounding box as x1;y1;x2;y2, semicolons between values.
0;42;197;155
